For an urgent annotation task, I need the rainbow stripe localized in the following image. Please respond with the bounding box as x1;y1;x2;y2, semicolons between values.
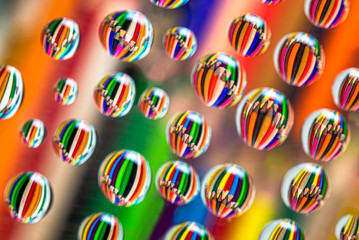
260;218;306;240
201;164;255;219
236;88;294;150
260;0;284;5
4;172;52;223
54;77;78;105
167;110;211;159
98;149;151;207
149;0;189;9
305;0;349;29
191;52;246;108
0;65;24;120
53;119;97;165
281;163;330;214
156;161;199;205
164;222;214;240
138;87;169;120
301;109;350;162
274;32;324;87
41;18;80;60
335;214;359;240
227;13;271;57
98;10;153;62
332;68;359;112
78;212;123;240
163;26;197;61
19;119;46;148
93;72;135;118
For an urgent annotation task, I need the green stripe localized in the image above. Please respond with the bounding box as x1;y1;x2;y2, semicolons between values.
237;172;249;206
321;169;328;196
115;12;128;27
94;220;107;240
190;116;200;144
213;170;226;191
104;76;118;97
58;79;66;92
114;158;130;191
281;93;288;126
177;172;187;194
118;159;134;197
11;174;30;210
23;121;32;135
62;121;77;151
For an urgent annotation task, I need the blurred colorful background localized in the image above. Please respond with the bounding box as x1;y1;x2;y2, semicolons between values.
0;0;359;239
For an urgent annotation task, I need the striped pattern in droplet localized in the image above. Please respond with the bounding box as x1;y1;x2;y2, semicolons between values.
0;65;24;120
167;110;211;159
164;222;214;240
260;0;284;5
98;149;151;207
336;214;359;240
156;161;199;205
202;164;255;219
41;18;80;60
94;72;135;118
99;10;153;62
163;26;197;61
285;163;330;214
149;0;189;9
302;109;349;162
305;0;349;29
236;88;293;150
333;68;359;112
274;32;324;87
20;119;46;148
78;212;123;240
54;77;78;105
192;52;246;108
53;119;96;165
138;87;169;120
260;219;306;240
228;13;271;57
4;172;52;223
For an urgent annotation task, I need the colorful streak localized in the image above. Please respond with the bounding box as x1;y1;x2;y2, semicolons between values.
281;163;330;214
0;65;24;120
332;68;359;112
305;0;349;29
98;10;153;62
41;17;80;60
4;172;52;223
53;119;97;165
201;164;255;219
138;87;169;120
98;149;151;207
149;0;189;9
167;110;211;159
260;0;284;5
156;161;199;205
274;32;325;87
54;77;78;105
19;119;46;148
78;212;123;240
164;221;214;240
301;109;350;162
163;26;197;61
236;88;294;150
191;52;246;108
93;72;135;118
227;13;271;57
260;218;306;240
335;214;359;240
